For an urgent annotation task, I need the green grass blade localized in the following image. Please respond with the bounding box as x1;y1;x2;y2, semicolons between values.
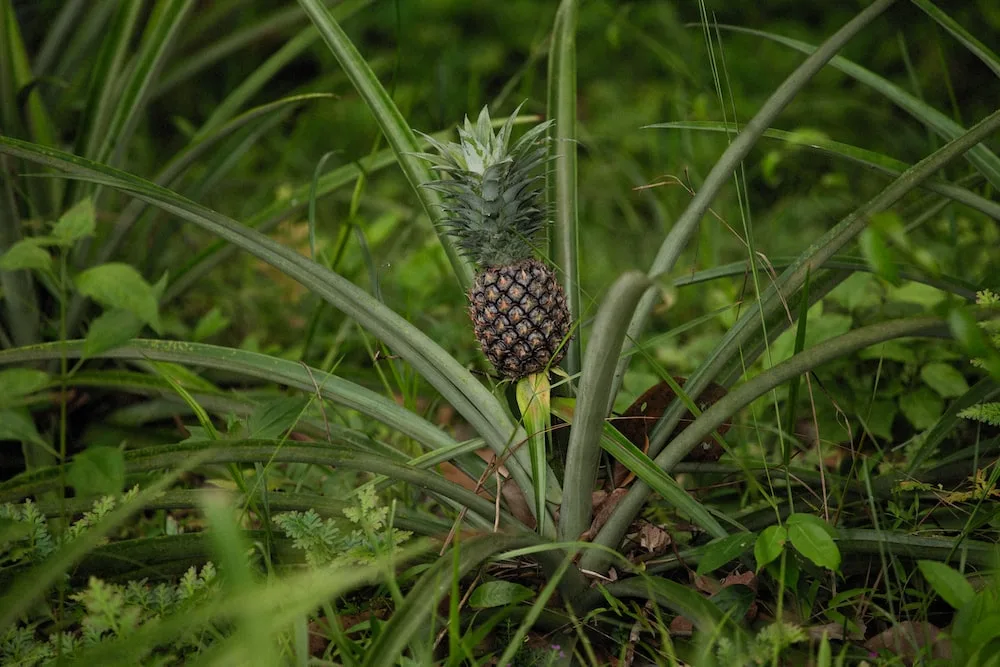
671;256;979;299
153;2;312;96
73;2;143;163
296;0;474;289
610;0;898;402
560;271;651;542
93;0;193;169
1;439;515;528
911;0;1000;78
32;0;88;76
547;0;582;378
650;121;1000;220
0;0;59;214
55;540;431;665
201;493;277;666
0;338;459;456
718;24;1000;189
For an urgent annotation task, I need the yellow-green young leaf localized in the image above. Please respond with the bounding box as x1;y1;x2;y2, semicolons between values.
696;532;755;574
517;372;557;524
786;514;841;572
75;263;161;332
193;306;230;341
468;580;535;608
52;198;96;244
859;227;900;286
83;309;144;359
0;368;50;405
754;525;787;571
67;446;126;497
0;240;51;272
918;560;975;609
920;362;970;398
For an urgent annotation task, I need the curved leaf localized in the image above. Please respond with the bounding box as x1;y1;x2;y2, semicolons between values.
560;271;651;542
0;137;546;523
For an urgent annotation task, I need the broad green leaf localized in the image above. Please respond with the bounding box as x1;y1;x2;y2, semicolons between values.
75;263;161;332
918;560;975;609
696;532;755;574
921;362;971;398
52;198;96;244
859;227;900;286
66;446;126;496
468;580;535;608
83;309;144;359
899;387;945;431
193;306;230;341
247;397;309;439
0;368;50;404
787;513;841;571
0;240;52;272
0;408;47;448
754;525;787;571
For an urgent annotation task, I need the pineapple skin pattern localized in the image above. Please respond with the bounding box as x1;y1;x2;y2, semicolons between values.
418;105;570;380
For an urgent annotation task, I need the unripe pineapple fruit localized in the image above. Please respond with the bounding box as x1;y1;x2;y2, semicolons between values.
418;105;570;380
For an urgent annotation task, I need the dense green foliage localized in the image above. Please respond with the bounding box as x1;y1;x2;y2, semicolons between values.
1;0;999;664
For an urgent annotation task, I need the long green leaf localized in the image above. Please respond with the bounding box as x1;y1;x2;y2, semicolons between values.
94;0;193;169
610;0;898;403
2;439;515;529
911;0;1000;79
153;2;312;96
0;137;548;521
670;256;979;299
0;339;458;457
560;271;651;542
297;0;474;288
547;0;582;377
650;121;1000;221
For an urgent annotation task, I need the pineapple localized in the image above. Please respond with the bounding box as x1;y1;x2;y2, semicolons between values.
418;105;570;380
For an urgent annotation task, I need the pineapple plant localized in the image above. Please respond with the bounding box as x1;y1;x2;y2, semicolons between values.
418;105;571;380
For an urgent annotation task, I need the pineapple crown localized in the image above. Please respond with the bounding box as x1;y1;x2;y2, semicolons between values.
416;104;553;267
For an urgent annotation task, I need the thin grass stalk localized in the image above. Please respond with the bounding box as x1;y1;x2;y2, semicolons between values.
607;0;898;410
